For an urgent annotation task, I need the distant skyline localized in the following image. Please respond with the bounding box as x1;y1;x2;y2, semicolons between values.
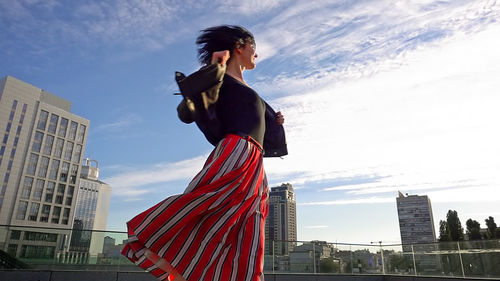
1;0;499;244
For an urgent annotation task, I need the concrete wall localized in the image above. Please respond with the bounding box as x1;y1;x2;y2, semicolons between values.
1;271;499;281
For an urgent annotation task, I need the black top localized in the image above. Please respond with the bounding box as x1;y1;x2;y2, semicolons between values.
216;75;266;146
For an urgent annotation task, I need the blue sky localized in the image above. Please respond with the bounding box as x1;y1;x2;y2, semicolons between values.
2;0;500;244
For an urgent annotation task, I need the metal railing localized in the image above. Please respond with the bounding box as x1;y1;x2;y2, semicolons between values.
0;225;499;279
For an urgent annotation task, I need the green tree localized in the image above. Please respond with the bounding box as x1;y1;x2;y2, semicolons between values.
466;219;482;240
438;220;450;242
446;210;464;241
485;216;498;239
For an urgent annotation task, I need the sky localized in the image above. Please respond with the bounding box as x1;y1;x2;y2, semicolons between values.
1;0;500;244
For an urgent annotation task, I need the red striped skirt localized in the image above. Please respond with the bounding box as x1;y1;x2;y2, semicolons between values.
121;134;269;281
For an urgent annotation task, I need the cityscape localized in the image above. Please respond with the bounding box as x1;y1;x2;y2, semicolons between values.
0;76;498;277
1;1;500;280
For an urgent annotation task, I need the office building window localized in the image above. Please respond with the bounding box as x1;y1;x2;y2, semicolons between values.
51;206;61;224
54;138;64;158
77;124;86;143
37;110;49;131
44;182;55;203
73;144;82;163
16;201;28;220
48;159;60;180
21;177;34;199
58;118;68;137
28;202;40;221
26;153;39;175
48;114;58;134
32;131;44;152
40;205;51;222
43;135;54;155
33;179;45;201
37;156;50;178
60;162;70;182
70;164;78;184
64;142;73;161
68;121;78;140
62;208;70;224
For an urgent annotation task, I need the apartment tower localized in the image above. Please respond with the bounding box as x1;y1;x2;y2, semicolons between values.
265;183;297;256
0;76;89;259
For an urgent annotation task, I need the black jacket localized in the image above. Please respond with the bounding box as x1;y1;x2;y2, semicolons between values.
175;64;287;157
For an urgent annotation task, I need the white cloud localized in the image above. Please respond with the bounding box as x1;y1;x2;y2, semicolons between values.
102;155;207;200
263;22;500;205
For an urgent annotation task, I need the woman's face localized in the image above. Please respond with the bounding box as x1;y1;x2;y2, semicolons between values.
240;42;258;70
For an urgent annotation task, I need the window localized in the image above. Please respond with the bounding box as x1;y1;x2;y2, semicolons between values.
16;201;28;220
43;135;54;155
68;121;78;140
40;205;50;222
28;202;40;221
10;230;21;240
60;162;70;182
37;110;49;130
51;206;61;224
44;182;55;203
73;144;82;163
26;153;39;175
48;114;59;134
62;208;70;224
20;245;55;259
64;142;73;161
32;179;45;201
55;184;65;204
70;165;78;184
21;177;34;199
58;118;68;137
32;131;44;152
48;159;60;180
66;186;74;206
37;156;50;178
54;138;64;158
77;124;86;143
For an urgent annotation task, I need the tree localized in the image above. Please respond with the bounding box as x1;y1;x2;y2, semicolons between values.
446;210;464;241
466;219;482;240
438;220;450;242
439;211;465;241
485;216;498;239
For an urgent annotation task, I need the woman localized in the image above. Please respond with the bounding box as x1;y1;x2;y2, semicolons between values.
122;25;286;281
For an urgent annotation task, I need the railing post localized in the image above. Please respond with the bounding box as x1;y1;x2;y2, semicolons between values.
411;244;417;276
380;242;385;275
272;240;275;274
312;243;316;274
457;241;465;278
350;244;353;274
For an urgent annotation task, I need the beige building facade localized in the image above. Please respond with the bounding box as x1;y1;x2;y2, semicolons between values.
0;76;90;259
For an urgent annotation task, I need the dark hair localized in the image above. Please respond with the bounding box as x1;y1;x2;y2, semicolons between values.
196;25;255;65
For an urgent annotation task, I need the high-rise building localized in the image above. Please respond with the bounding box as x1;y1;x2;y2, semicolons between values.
265;183;297;256
396;192;440;273
0;76;89;259
396;192;436;245
70;158;112;257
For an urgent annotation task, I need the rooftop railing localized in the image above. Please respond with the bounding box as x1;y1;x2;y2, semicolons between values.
0;224;499;279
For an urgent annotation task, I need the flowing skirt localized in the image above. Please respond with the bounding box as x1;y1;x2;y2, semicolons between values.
121;134;269;281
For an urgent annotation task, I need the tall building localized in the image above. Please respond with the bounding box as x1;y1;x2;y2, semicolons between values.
70;158;112;257
0;76;89;259
396;192;440;273
265;183;297;256
396;192;436;245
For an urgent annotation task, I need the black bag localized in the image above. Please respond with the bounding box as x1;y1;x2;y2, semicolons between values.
175;63;226;145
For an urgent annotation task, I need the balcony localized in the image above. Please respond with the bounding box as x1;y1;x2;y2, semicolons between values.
1;225;499;281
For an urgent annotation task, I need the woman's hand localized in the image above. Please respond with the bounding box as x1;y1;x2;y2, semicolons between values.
211;50;230;66
276;111;284;125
